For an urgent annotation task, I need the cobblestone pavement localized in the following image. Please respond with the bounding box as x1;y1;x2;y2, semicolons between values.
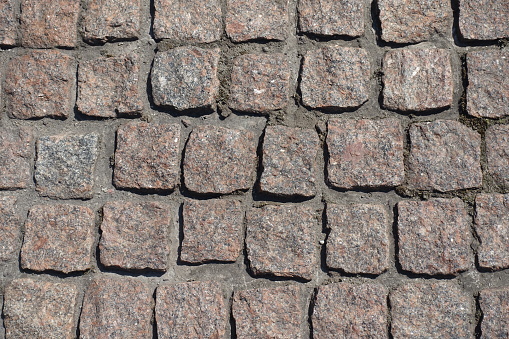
0;0;508;337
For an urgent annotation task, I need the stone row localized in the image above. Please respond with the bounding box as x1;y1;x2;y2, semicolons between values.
4;47;509;118
2;277;507;338
1;0;507;48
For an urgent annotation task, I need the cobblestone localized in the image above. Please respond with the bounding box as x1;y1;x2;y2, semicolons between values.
0;0;17;46
459;0;509;40
479;287;509;338
0;197;21;262
0;127;33;189
486;124;509;188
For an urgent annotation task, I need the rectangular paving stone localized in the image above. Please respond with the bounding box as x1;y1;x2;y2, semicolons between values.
114;122;181;191
151;47;220;111
246;204;318;280
480;287;509;338
82;0;141;44
327;118;405;189
0;196;21;262
229;53;291;113
183;125;257;195
397;198;471;275
312;283;388;339
181;199;243;263
77;55;143;118
20;204;95;274
378;0;452;43
80;276;152;339
301;46;370;109
154;0;222;43
382;48;453;111
475;193;509;270
4;50;76;120
298;0;364;37
407;120;482;192
326;203;390;275
226;0;289;42
486;124;509;188
156;281;227;339
99;201;171;271
390;282;474;338
233;285;303;339
0;127;33;189
20;0;79;48
4;278;79;339
0;0;17;46
259;125;320;197
35;134;99;199
459;0;509;40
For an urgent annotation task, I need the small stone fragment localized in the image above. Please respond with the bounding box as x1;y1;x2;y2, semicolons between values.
407;120;482;192
4;278;79;339
77;55;143;117
153;0;222;43
0;0;17;46
114;122;181;191
327;118;405;189
0;127;33;189
82;0;141;43
298;0;364;37
99;201;171;271
382;48;453;111
35;134;99;199
312;283;388;339
486;124;509;188
390;282;474;338
5;50;76;120
259;125;320;197
233;285;303;339
0;197;21;262
229;53;291;113
156;281;227;339
246;204;318;280
181;199;243;263
80;276;152;339
20;204;95;273
459;0;509;40
151;47;220;111
397;198;471;275
301;46;370;109
226;0;289;42
183;125;257;195
479;287;509;338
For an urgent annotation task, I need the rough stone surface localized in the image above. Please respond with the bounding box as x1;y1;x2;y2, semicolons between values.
312;283;388;339
246;205;318;280
390;282;474;338
156;281;227;339
151;47;220;111
259;125;319;197
3;278;79;339
459;0;509;40
80;276;152;339
326;204;390;275
0;197;21;262
301;46;370;109
20;0;79;48
183;125;257;195
154;0;222;43
407;120;482;192
327;118;405;189
114;122;181;191
0;127;33;189
35;134;99;199
82;0;141;43
20;204;95;274
99;201;171;271
298;0;364;37
475;193;509;270
382;48;453;111
0;0;17;46
180;199;244;263
77;55;143;118
378;0;452;43
233;285;303;339
4;50;75;120
226;0;289;42
479;287;509;338
229;53;291;113
486;124;509;188
397;198;471;275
